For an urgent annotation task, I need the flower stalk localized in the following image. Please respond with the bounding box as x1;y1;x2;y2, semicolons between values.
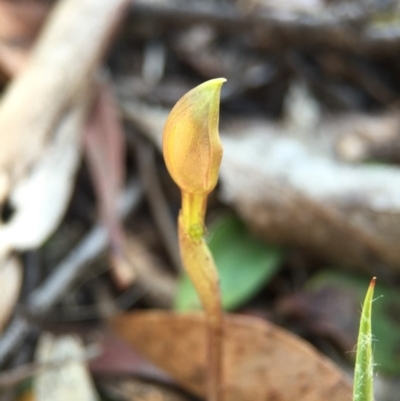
163;78;226;401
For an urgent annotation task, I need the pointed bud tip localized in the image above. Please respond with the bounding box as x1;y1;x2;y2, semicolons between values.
199;78;226;87
203;77;227;86
193;78;227;96
370;277;376;289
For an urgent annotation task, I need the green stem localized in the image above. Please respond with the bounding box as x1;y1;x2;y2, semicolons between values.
181;192;207;240
178;213;223;401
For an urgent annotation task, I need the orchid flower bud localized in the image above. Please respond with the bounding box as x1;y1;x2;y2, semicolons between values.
163;78;225;194
163;78;226;237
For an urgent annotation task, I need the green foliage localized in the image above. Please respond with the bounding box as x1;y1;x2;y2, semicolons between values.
309;271;400;375
353;277;375;401
175;215;284;311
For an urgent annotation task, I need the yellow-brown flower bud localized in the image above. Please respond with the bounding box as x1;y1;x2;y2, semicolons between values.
162;78;225;196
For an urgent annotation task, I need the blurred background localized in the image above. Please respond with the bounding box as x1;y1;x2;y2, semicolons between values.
0;0;400;400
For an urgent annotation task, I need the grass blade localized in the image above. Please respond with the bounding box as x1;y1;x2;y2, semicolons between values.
353;277;376;401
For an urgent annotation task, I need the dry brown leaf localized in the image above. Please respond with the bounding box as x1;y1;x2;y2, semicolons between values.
90;329;169;379
35;334;99;401
0;256;22;333
112;312;352;401
84;81;130;288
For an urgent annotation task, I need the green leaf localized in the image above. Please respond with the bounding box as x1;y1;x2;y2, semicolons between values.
175;215;284;311
309;271;400;375
353;277;375;401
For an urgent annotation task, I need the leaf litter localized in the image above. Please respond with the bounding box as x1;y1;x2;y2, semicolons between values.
2;0;400;400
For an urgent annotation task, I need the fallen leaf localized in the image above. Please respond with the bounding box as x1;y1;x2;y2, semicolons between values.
84;81;130;288
90;329;170;381
175;214;284;311
0;91;90;256
112;311;352;401
0;256;22;333
35;333;99;401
